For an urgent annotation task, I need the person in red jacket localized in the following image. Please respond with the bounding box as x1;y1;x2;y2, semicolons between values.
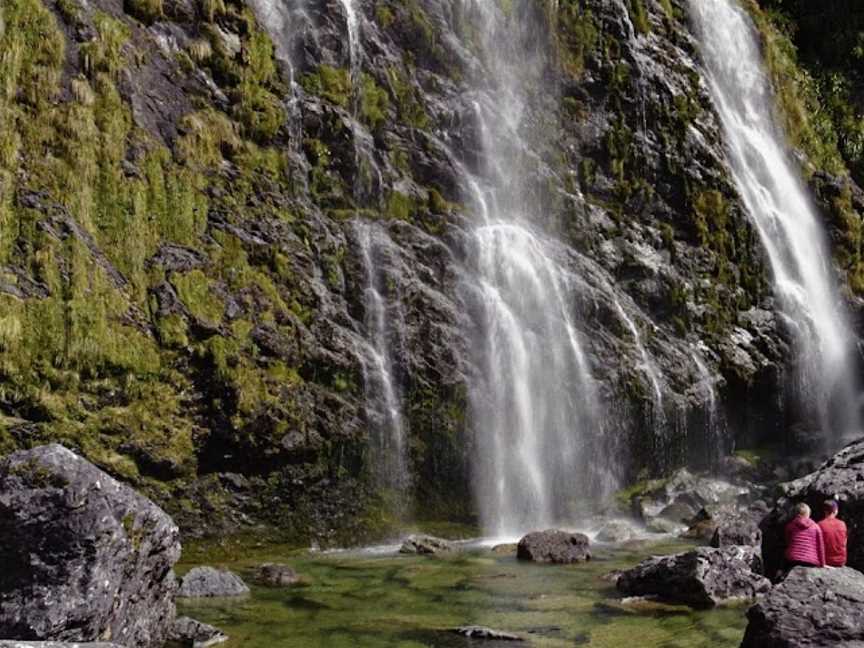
784;502;825;569
818;499;848;567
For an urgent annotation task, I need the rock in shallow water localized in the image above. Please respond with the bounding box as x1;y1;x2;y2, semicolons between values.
177;567;249;598
741;567;864;647
169;616;228;648
0;444;180;647
516;530;591;564
451;626;523;641
254;563;300;587
616;545;770;608
399;535;454;554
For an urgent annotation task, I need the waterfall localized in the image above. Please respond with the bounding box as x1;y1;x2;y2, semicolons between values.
355;222;410;513
338;0;361;87
688;0;861;445
613;298;664;407
692;348;726;465
458;0;606;537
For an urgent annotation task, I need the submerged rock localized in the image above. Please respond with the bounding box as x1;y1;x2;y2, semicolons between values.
169;616;228;648
451;626;523;641
761;439;864;577
616;546;770;608
399;535;454;555
254;563;300;587
176;567;249;598
741;567;864;647
0;444;180;647
516;530;591;564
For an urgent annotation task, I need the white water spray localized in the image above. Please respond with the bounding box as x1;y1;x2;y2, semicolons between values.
688;0;861;444
459;0;606;537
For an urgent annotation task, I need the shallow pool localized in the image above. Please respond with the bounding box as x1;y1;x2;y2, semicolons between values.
177;537;748;647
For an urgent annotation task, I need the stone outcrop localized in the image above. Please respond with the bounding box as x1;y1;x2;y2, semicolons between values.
176;567;249;598
616;546;770;608
0;445;180;647
710;513;762;548
169;617;229;648
741;567;864;647
516;530;591;564
761;439;864;578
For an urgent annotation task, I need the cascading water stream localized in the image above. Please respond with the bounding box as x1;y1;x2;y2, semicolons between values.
355;222;410;513
613;298;663;407
692;348;725;464
458;0;607;537
688;0;861;445
244;0;311;150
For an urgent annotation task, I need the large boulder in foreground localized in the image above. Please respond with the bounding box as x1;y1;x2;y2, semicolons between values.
741;567;864;647
616;545;770;608
0;444;180;647
516;530;591;564
761;439;864;578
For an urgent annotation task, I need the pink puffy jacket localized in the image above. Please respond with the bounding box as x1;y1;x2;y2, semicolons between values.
784;516;825;567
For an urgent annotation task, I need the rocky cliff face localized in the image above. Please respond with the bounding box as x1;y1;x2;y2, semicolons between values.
0;0;861;542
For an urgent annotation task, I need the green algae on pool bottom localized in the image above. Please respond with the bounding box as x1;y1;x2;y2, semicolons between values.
177;539;748;648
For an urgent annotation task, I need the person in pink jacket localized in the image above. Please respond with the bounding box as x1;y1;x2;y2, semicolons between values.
784;502;826;569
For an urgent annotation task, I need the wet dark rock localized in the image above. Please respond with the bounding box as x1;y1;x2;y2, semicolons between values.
0;444;180;647
451;626;523;641
761;439;864;578
631;470;746;523
516;530;591;564
616;546;770;608
399;535;454;555
176;567;249;598
741;567;864;647
169;616;228;648
254;563;301;587
710;513;762;548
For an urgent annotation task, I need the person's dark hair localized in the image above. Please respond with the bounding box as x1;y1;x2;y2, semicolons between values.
823;499;839;514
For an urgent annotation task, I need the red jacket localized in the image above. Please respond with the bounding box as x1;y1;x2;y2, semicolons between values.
818;517;848;567
784;516;825;567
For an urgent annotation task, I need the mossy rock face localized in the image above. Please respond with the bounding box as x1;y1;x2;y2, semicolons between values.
0;0;856;543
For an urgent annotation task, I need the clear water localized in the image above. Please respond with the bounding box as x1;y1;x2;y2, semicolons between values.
177;538;747;647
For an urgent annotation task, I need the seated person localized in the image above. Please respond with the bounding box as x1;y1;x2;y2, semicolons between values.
784;502;825;568
818;499;847;567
